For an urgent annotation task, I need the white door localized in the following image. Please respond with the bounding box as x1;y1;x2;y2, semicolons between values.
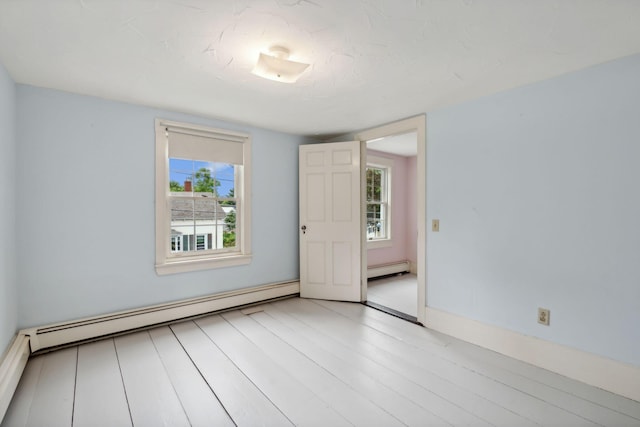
299;141;363;301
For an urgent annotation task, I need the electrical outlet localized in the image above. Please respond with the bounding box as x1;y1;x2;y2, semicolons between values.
538;308;550;325
432;219;440;232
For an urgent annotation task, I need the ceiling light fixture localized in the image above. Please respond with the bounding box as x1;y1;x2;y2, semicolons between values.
252;46;310;83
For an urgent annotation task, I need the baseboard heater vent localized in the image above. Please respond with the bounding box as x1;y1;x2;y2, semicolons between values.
367;261;410;279
25;281;300;353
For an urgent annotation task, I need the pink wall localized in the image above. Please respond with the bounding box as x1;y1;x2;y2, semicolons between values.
367;150;417;267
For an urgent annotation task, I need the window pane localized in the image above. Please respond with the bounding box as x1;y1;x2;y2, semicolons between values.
367;203;387;240
169;158;196;193
221;200;237;249
169;159;235;197
366;167;384;202
171;198;194;252
373;169;381;201
367;203;380;239
194;198;222;251
216;163;236;199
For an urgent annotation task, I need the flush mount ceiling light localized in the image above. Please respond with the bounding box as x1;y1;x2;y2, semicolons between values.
252;46;310;83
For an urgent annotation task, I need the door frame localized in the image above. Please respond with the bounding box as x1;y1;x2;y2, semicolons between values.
355;115;426;324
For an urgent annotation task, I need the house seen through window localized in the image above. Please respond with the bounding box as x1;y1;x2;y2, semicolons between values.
168;159;237;253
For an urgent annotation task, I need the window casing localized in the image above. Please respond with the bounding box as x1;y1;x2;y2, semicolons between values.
366;155;392;249
155;119;252;274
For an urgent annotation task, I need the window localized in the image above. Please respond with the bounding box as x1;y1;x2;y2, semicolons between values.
155;119;251;274
366;155;392;248
170;235;182;252
196;234;207;251
366;166;386;238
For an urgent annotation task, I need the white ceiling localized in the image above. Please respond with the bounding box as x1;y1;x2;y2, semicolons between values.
367;132;417;157
1;1;640;139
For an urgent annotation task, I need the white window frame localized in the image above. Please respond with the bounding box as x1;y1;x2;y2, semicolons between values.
155;119;252;275
366;155;393;249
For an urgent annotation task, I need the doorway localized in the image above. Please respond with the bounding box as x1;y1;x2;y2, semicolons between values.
298;115;426;324
356;116;426;324
363;132;418;321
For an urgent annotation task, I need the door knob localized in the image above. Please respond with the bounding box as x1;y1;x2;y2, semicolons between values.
301;225;307;234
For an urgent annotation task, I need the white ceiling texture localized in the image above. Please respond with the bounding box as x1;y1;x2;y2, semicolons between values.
1;1;640;140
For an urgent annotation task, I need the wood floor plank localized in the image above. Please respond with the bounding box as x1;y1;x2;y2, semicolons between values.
317;299;640;425
327;297;640;417
148;326;234;427
6;297;639;427
281;298;600;427
114;331;190;427
222;309;410;427
195;314;352;427
73;339;132;427
367;274;417;316
1;355;44;427
170;320;294;427
278;300;530;426
24;347;77;427
317;298;446;344
307;299;606;426
447;338;640;420
262;301;497;427
243;308;452;426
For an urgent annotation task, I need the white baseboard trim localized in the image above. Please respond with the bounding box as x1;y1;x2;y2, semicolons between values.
409;261;418;275
425;307;640;402
24;281;300;353
367;261;410;279
0;334;30;423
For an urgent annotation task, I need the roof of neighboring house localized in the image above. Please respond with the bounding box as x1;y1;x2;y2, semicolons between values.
170;193;227;222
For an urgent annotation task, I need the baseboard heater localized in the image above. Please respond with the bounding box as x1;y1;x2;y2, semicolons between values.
0;281;298;423
367;261;410;279
24;280;300;353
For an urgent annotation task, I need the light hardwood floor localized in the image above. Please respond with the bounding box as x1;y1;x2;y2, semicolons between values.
367;273;417;317
2;298;640;427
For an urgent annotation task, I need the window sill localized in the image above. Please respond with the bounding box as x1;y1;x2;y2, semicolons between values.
156;254;252;275
367;239;392;249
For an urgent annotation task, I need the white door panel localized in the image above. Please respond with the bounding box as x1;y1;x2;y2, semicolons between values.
299;141;362;301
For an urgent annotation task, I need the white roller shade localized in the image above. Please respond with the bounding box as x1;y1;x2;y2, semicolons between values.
167;126;245;165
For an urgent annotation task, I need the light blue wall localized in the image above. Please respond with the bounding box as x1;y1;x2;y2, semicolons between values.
0;62;17;354
427;53;640;366
10;53;640;368
16;85;307;328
